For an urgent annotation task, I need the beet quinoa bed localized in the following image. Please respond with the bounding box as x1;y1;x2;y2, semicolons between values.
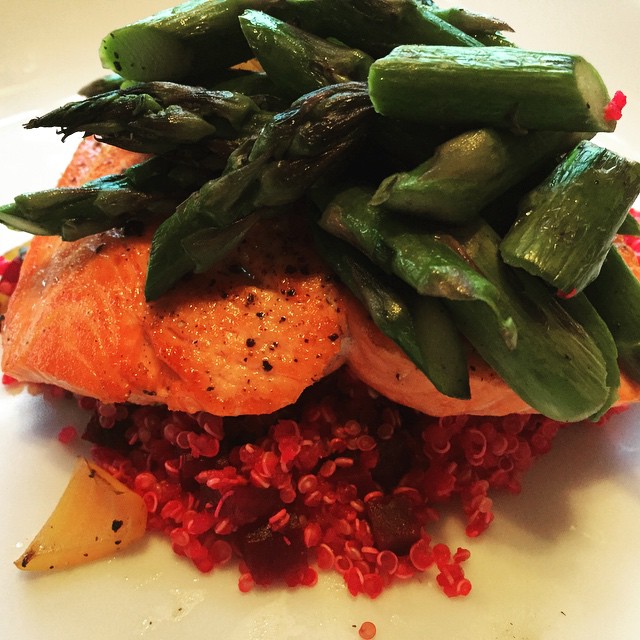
0;240;636;598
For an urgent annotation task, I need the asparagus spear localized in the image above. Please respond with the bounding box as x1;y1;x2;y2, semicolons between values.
312;226;470;399
318;185;516;347
24;82;266;154
370;118;459;170
500;141;640;295
369;46;618;132
0;155;215;241
99;0;287;83
371;128;585;224
145;82;374;300
283;0;482;57
473;32;516;47
445;222;612;422
618;211;640;236
429;7;513;36
239;10;373;99
586;245;640;381
78;73;124;97
212;70;282;101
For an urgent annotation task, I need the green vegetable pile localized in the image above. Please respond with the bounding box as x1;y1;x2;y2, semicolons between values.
2;0;640;423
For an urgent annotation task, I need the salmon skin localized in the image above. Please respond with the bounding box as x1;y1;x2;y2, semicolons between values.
2;139;640;417
2;139;348;416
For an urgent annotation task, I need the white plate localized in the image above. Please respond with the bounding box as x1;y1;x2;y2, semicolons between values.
1;2;640;639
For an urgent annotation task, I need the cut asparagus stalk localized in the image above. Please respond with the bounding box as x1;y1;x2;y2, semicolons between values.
500;141;640;295
99;0;285;83
586;245;640;381
312;226;470;398
371;128;585;224
559;291;620;420
239;10;373;99
369;46;618;132
283;0;482;58
445;222;611;422
318;185;516;347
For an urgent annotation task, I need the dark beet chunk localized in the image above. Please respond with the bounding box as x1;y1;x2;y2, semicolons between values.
331;462;377;497
371;431;414;492
366;494;421;554
237;514;307;585
217;485;281;527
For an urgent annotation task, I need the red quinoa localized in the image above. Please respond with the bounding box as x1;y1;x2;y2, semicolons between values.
604;90;627;122
57;425;79;445
73;365;600;599
0;254;23;296
358;621;377;639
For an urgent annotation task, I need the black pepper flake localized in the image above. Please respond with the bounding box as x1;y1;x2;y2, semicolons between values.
262;359;273;372
114;540;122;546
111;519;124;533
88;469;96;478
142;389;157;396
256;311;265;318
206;386;214;392
328;333;339;342
246;338;256;348
114;61;122;72
279;316;286;323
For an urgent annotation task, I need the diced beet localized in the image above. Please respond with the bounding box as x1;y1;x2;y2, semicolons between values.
332;462;378;497
82;413;133;451
366;494;421;554
236;514;308;585
218;485;281;527
371;432;414;491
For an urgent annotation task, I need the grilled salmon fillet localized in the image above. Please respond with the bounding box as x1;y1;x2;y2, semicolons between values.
2;139;349;416
344;240;640;416
2;138;639;417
